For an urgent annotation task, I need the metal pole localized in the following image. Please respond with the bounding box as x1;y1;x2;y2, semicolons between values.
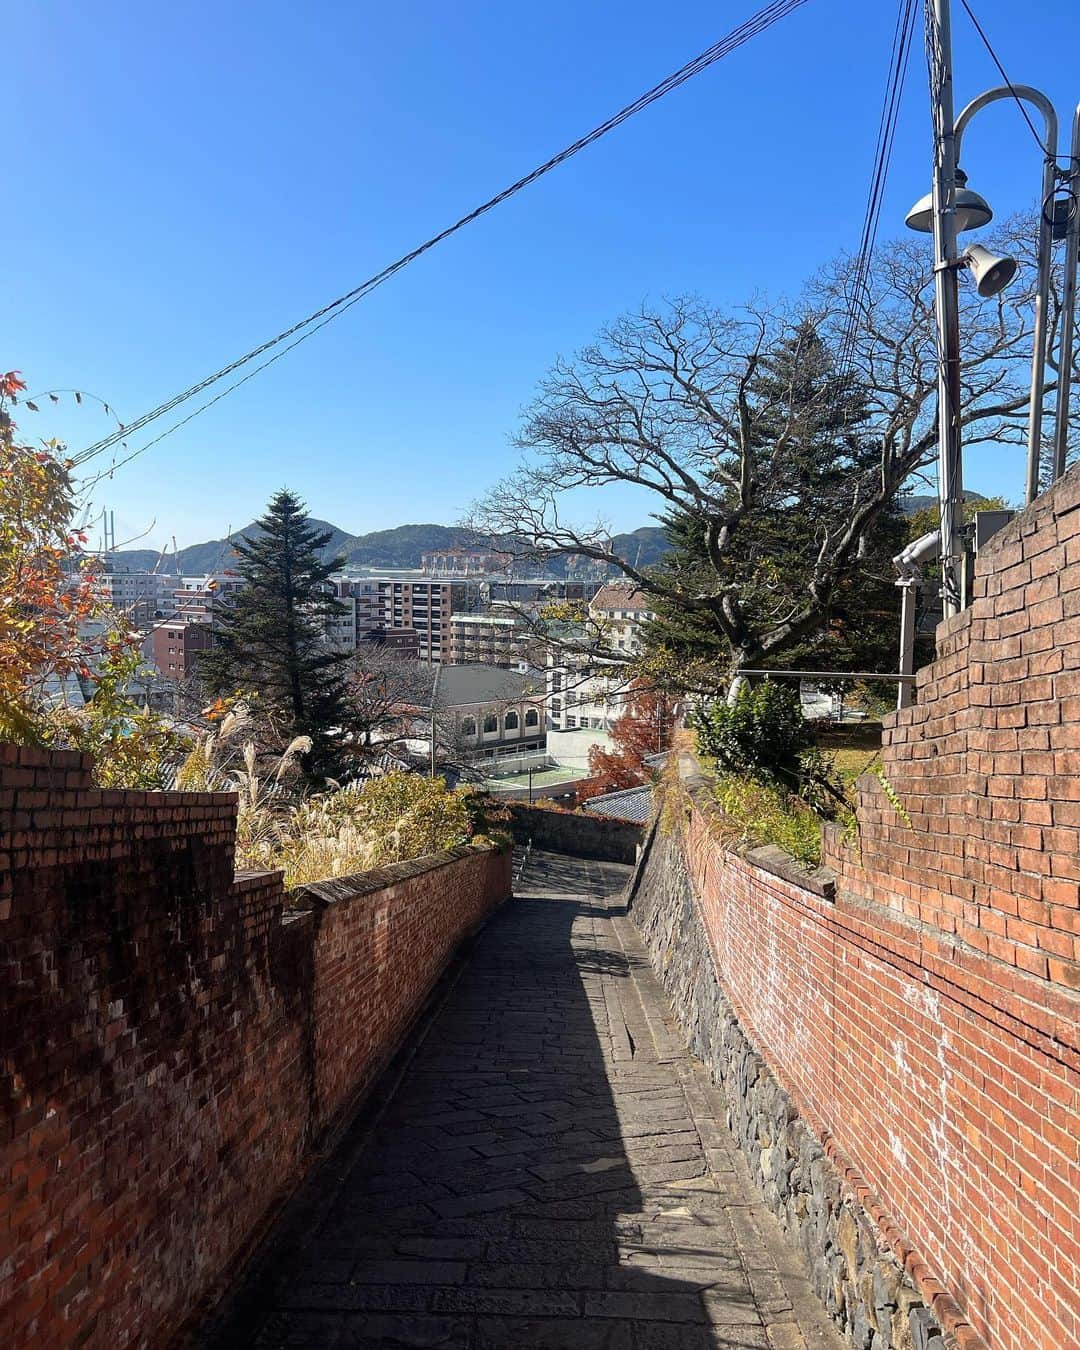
429;666;441;779
1024;130;1058;503
954;87;1059;505
1053;104;1080;483
927;0;965;617
896;581;918;711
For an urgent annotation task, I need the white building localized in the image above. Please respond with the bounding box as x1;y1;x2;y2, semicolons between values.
587;583;655;655
97;571;178;626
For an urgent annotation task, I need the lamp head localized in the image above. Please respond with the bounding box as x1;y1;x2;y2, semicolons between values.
905;169;994;234
963;243;1018;298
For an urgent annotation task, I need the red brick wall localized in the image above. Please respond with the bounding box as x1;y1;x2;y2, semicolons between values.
0;745;510;1350
678;468;1080;1350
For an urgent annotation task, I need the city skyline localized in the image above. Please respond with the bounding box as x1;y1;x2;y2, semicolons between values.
9;0;1076;549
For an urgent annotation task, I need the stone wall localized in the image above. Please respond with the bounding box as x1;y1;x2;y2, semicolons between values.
630;820;960;1350
627;467;1080;1350
507;800;644;863
0;744;511;1350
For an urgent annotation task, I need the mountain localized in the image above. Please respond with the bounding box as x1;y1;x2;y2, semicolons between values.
608;526;668;570
105;521;673;576
898;490;990;515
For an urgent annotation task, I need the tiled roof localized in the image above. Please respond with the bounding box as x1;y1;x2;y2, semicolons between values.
589;584;652;613
581;784;654;824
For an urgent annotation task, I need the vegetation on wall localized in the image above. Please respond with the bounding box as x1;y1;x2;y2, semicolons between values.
175;712;504;890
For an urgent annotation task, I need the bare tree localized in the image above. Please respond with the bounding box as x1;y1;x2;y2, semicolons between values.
345;643;435;770
473;218;1064;694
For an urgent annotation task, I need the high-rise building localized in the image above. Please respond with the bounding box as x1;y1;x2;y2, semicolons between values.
96;570;178;627
366;575;481;663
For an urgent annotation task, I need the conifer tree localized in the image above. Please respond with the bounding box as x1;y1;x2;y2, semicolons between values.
199;490;351;780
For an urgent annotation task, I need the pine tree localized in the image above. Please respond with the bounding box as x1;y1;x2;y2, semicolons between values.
646;321;907;682
198;490;352;781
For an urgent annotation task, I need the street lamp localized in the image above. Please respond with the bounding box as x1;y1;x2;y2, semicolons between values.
906;80;1080;527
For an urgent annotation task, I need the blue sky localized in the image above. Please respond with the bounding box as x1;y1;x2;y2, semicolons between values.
7;0;1079;552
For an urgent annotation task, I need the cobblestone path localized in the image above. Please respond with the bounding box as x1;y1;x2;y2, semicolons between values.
213;851;843;1350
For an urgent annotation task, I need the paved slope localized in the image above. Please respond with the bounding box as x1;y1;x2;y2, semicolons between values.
213;851;842;1350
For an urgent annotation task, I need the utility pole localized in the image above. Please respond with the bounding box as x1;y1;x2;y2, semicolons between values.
926;0;965;619
429;665;441;779
1053;107;1080;483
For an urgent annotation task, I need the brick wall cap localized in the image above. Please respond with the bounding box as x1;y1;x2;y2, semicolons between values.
291;843;499;909
744;843;837;901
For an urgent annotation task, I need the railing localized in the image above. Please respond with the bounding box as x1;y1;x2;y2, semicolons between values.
514;838;532;890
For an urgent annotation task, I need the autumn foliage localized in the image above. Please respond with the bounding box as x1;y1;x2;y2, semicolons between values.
579;681;676;800
0;373;101;740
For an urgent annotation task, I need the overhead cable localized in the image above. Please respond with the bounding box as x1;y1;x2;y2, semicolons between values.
71;0;811;473
957;0;1052;158
836;0;919;376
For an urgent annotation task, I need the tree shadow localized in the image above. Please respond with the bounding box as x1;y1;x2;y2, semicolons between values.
208;850;772;1349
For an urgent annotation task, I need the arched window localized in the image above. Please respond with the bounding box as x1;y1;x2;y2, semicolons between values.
525;708;539;727
504;710;519;731
483;714;498;734
461;716;476;737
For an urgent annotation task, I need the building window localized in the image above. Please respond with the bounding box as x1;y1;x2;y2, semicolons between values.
550;699;561;716
525;709;539;728
504;710;519;731
551;671;562;691
566;715;577;729
483;715;498;734
461;716;476;736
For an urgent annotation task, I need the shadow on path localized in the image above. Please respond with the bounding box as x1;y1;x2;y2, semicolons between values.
201;851;841;1350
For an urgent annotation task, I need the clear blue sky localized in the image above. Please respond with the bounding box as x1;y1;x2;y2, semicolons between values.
7;0;1078;553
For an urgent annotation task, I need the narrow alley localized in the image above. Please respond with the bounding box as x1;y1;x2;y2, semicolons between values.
201;852;843;1350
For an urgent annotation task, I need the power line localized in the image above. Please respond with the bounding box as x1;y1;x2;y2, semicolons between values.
836;0;918;376
957;0;1051;158
72;0;811;473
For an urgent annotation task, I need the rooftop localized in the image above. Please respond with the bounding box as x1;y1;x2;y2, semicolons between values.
590;583;653;613
581;783;655;823
435;663;544;707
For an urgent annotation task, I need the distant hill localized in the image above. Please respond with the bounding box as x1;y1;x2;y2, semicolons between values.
105;520;673;576
898;490;990;516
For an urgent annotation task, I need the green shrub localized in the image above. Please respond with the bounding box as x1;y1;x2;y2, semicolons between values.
688;682;813;788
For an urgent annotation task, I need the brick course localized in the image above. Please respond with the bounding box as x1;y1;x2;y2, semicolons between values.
0;744;510;1349
639;469;1080;1350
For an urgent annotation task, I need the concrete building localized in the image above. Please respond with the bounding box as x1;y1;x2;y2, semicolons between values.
171;574;244;627
588;583;655;655
370;574;482;663
436;664;546;761
97;570;178;627
421;548;511;576
541;583;653;763
448;608;534;668
149;619;213;683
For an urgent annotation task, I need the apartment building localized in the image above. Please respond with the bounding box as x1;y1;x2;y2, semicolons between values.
588;583;655;655
97;570;178;627
448;608;532;667
149;619;213;683
171;573;244;627
368;574;481;663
